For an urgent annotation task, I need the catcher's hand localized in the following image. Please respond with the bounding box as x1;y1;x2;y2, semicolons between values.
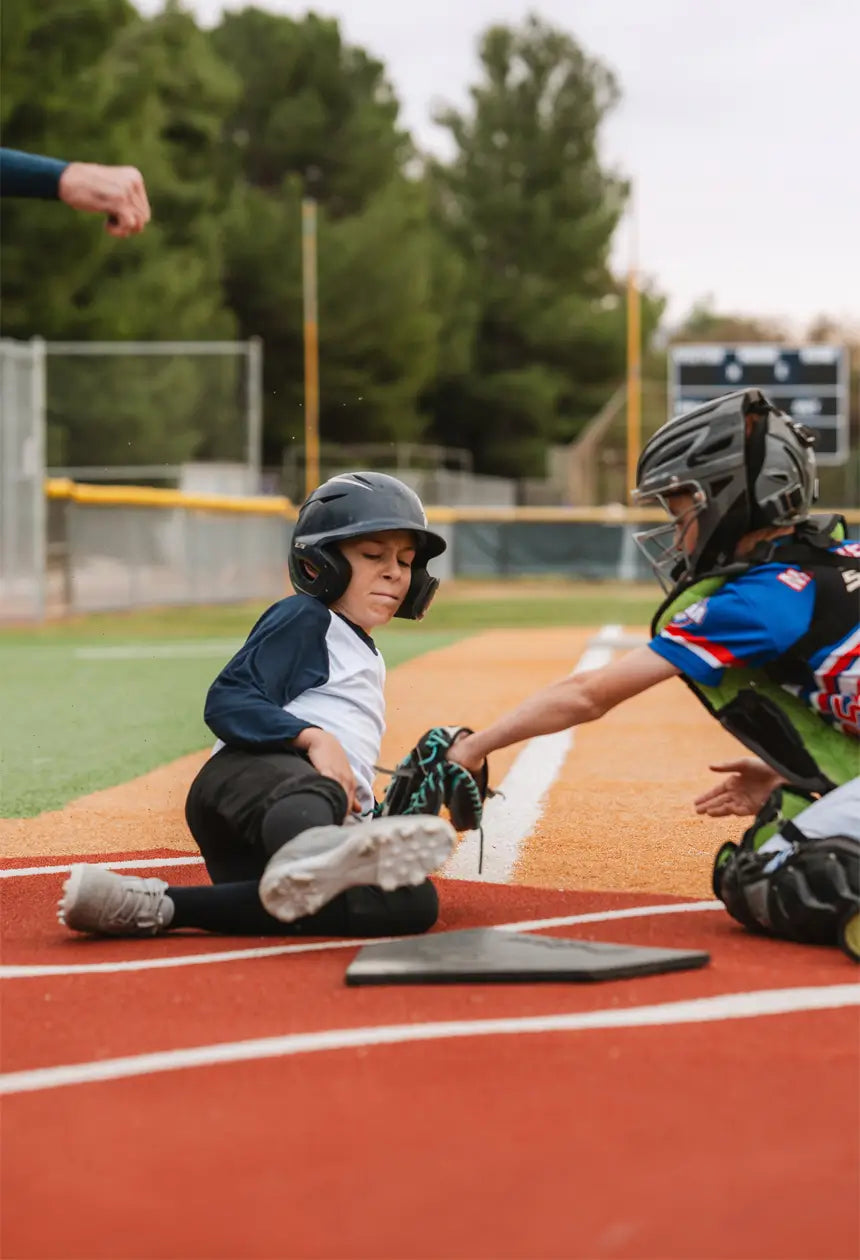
376;726;490;833
694;758;786;818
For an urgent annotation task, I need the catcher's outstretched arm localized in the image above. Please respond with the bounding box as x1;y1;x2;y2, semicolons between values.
450;646;679;768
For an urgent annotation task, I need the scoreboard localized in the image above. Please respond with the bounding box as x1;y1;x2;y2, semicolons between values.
668;344;849;465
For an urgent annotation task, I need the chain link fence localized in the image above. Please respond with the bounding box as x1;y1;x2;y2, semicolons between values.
0;338;266;620
44;339;263;488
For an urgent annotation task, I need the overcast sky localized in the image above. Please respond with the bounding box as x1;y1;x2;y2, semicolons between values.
140;0;858;331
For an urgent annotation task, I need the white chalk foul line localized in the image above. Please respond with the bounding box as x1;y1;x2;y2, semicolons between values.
443;624;621;881
1;983;855;1096
0;857;205;879
0;901;723;979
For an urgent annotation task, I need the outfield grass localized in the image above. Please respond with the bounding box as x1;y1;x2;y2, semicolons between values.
0;629;465;819
1;579;659;644
1;580;659;818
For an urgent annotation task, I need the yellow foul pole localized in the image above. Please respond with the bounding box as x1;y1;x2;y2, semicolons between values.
302;197;320;498
625;195;641;505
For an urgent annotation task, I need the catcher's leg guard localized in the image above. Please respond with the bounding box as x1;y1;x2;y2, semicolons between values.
839;906;860;962
713;830;860;959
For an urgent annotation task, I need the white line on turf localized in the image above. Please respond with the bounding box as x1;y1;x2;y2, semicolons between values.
1;984;855;1096
0;857;205;879
443;624;624;880
0;901;722;979
73;641;240;661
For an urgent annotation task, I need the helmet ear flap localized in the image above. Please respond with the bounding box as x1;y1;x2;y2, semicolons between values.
288;543;352;603
395;569;440;620
749;406;818;529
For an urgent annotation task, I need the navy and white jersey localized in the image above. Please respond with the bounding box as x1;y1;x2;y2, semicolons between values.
204;594;386;816
649;541;860;738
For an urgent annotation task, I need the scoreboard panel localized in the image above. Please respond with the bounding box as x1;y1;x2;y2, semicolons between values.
668;344;849;464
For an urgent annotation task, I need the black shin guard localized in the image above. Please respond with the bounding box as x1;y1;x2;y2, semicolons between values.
714;833;860;955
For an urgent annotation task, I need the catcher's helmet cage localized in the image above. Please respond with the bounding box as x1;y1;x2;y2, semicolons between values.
289;471;447;620
631;389;818;590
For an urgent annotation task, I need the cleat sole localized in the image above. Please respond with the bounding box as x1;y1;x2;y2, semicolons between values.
259;816;455;924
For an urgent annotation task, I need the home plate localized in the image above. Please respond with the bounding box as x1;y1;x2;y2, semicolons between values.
345;928;710;985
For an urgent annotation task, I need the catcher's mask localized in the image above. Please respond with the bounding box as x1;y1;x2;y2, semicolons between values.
631;389;818;592
289;471;447;619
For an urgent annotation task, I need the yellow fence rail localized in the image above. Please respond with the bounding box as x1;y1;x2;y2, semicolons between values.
45;479;860;526
45;478;295;517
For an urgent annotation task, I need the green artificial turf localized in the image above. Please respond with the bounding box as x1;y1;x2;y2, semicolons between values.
1;580;657;817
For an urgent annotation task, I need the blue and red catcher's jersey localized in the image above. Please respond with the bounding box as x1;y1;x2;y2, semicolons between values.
649;541;860;738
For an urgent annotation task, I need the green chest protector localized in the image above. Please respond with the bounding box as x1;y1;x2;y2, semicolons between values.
651;524;859;797
653;521;860;960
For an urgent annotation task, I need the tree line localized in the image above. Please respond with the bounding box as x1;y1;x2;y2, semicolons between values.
5;2;853;494
2;1;669;475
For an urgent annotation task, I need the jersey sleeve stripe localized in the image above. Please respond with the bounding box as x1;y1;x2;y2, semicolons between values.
660;624;742;670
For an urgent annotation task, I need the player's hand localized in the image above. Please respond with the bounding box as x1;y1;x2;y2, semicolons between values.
295;728;359;815
693;758;785;818
58;162;151;237
445;729;485;775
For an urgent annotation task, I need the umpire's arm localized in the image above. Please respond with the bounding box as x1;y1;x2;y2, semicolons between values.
449;646;679;769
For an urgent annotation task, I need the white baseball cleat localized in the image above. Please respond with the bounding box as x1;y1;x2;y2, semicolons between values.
258;814;456;924
58;865;174;936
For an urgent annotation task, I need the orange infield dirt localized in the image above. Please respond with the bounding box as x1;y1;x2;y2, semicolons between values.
2;629;858;1260
0;627;740;890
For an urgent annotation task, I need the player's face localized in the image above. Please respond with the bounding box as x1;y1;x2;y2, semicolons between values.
664;491;701;555
334;531;417;630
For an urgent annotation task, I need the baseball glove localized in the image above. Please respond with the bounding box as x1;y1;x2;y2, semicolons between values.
375;726;491;869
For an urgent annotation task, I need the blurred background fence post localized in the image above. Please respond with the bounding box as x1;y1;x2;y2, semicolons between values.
0;337;47;621
302;196;320;499
625;196;641;506
246;335;264;493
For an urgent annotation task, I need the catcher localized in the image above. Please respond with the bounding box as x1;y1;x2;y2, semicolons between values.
449;390;860;959
59;472;486;940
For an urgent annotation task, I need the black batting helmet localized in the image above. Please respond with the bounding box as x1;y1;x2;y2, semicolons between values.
289;471;447;619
